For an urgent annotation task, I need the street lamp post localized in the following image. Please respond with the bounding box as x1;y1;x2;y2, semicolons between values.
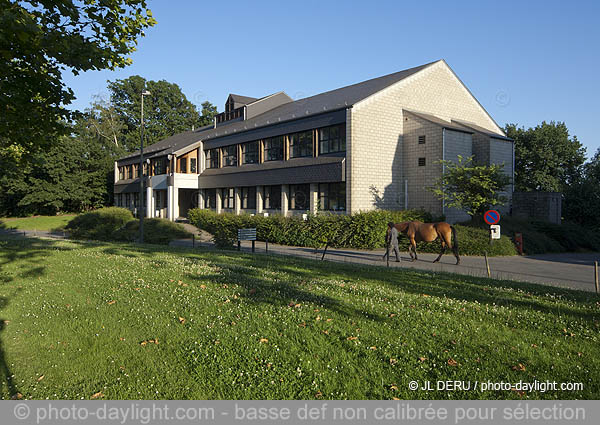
139;90;151;243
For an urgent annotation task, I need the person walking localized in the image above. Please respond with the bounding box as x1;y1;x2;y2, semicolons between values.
384;222;401;262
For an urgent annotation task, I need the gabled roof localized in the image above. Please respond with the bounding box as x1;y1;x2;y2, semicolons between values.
118;60;439;163
451;119;513;141
228;94;258;105
404;110;474;134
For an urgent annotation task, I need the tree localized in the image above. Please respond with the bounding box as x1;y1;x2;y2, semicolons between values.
107;76;202;150
199;101;218;127
0;0;156;154
563;148;600;228
505;121;586;192
428;156;511;219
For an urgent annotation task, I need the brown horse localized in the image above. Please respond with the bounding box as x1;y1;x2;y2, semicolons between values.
392;221;460;265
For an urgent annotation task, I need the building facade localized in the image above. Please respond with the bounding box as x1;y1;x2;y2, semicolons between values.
114;60;513;223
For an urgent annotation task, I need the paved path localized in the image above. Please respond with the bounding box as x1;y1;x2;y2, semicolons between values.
3;228;598;293
171;238;600;293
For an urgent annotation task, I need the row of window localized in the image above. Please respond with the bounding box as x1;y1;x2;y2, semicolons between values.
204;183;346;211
205;124;346;169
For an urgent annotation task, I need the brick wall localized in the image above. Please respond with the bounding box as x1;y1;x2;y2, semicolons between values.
443;129;473;223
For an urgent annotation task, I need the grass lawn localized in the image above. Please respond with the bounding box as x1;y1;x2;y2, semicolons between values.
0;236;598;400
0;215;77;231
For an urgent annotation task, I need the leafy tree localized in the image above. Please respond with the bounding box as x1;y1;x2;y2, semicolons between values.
0;0;156;154
199;101;218;127
505;121;586;192
563;148;600;228
107;76;202;151
428;155;511;218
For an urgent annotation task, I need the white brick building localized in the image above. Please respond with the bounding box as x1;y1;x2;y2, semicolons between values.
114;60;513;223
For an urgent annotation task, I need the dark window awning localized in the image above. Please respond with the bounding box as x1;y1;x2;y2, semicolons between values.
198;157;345;188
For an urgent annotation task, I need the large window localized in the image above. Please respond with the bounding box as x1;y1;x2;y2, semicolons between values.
264;136;284;161
318;182;346;211
179;157;187;173
263;185;281;209
319;124;346;154
222;145;237;167
190;158;197;173
206;149;219;169
221;187;235;209
241;186;256;209
241;141;259;164
204;189;216;209
289;131;313;158
289;184;310;210
153;158;166;175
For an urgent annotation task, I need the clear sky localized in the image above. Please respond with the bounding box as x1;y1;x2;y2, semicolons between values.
63;0;600;157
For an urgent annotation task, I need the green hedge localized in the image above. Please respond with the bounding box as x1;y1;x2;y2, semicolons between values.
114;218;192;245
65;208;191;245
487;218;600;255
65;207;134;241
188;209;517;256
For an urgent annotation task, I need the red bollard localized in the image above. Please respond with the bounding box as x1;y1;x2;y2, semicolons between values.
514;232;523;255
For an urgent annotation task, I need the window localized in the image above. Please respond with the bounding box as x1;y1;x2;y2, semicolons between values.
206;149;219;169
319;124;346;154
222;145;237;167
153;158;166;175
264;136;284;161
418;135;426;144
221;187;235;209
125;193;130;207
418;157;426;166
241;141;259;164
318;182;346;211
241;186;256;209
289;184;310;210
289;131;313;158
204;189;216;209
115;194;121;207
134;164;141;178
263;185;281;209
133;192;139;208
126;165;132;179
119;167;124;180
179;157;187;173
190;158;197;173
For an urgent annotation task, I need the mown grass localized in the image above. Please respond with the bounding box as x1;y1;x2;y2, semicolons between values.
0;215;77;231
0;235;598;400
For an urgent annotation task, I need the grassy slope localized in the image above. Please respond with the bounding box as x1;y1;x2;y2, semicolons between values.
0;236;598;400
0;215;76;231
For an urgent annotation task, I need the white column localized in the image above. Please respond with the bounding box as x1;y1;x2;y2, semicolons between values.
309;183;318;215
256;186;263;214
114;161;119;183
173;188;180;219
216;189;222;214
198;190;204;210
234;187;241;215
146;186;152;218
167;186;174;221
281;184;289;217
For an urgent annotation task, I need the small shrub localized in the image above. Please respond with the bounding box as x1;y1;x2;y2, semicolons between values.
65;207;134;241
115;218;192;245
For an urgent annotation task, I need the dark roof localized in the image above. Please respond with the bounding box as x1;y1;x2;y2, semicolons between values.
229;94;258;105
451;119;512;141
118;60;439;163
404;110;473;134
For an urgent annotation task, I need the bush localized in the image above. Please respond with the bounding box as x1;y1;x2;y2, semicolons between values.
114;218;192;245
188;208;516;255
65;207;134;241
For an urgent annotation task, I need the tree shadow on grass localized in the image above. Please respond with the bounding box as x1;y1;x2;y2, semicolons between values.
0;292;21;399
182;250;600;324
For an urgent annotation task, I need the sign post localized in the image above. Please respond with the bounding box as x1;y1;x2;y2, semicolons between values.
484;210;501;244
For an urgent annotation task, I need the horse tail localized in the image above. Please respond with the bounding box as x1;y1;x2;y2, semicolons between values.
451;225;459;253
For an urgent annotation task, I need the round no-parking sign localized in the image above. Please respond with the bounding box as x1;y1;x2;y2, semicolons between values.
484;210;500;225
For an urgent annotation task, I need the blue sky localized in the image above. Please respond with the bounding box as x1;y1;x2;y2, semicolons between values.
63;0;600;157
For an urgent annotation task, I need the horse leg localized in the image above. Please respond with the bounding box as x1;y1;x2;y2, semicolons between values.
410;237;418;261
433;238;446;263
